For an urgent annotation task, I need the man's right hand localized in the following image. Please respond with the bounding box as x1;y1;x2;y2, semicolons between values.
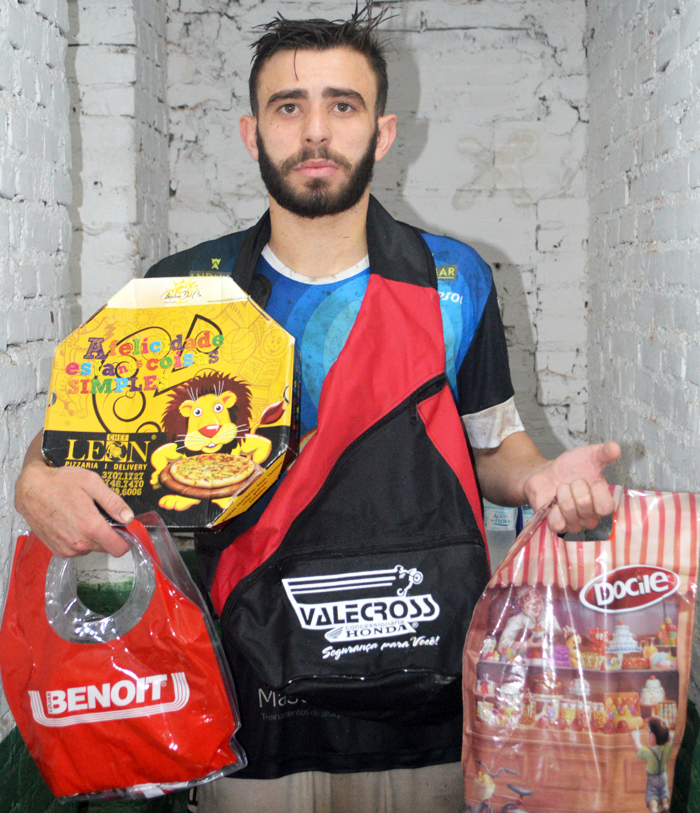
14;431;133;558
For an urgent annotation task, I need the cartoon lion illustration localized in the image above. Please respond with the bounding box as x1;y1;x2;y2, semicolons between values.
150;371;274;511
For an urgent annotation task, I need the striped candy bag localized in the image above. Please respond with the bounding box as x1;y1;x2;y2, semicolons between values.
462;487;698;813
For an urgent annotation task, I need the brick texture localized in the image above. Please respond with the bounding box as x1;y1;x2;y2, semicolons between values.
0;0;73;741
67;0;169;321
587;0;700;704
0;0;169;750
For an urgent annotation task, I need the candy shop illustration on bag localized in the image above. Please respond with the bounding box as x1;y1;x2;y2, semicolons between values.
0;514;245;801
462;488;699;813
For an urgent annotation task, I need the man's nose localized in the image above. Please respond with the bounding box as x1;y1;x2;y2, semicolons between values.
302;107;331;145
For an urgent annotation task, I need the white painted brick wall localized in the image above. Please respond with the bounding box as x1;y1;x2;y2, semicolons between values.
166;0;590;459
135;0;169;275
0;0;72;741
67;0;168;321
0;0;168;743
587;0;700;704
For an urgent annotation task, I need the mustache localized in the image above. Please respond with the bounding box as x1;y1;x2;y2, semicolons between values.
279;147;353;175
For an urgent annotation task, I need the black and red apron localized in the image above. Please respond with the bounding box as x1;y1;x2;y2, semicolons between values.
148;196;492;777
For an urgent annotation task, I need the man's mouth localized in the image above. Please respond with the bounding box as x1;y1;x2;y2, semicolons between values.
293;159;339;178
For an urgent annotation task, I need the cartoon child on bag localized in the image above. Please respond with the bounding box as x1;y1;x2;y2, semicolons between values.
630;718;674;813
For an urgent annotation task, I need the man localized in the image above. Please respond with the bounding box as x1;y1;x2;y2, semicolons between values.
15;6;620;812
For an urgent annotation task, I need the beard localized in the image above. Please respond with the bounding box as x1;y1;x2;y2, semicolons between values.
256;128;378;219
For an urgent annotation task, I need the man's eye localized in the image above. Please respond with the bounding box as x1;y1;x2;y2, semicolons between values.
336;102;352;112
282;103;297;114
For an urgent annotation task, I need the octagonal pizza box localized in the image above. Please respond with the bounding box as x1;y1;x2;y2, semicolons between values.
42;276;300;529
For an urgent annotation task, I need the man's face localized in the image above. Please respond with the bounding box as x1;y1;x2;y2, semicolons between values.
519;589;543;620
255;123;378;218
241;47;396;218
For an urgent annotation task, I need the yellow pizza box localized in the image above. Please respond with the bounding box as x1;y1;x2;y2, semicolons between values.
42;276;300;529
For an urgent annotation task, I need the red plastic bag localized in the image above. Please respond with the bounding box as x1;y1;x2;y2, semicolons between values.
462;488;698;812
0;513;245;801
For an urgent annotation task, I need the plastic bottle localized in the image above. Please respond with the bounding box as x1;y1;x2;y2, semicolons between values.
516;503;535;534
482;500;518;570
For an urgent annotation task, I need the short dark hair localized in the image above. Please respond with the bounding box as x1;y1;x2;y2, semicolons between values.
249;3;391;117
647;717;670;745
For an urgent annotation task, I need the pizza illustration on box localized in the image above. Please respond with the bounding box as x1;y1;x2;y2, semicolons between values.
150;371;285;512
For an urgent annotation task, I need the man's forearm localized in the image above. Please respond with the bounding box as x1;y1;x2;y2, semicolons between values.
474;431;547;507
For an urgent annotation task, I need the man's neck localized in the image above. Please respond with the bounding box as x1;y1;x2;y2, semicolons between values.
267;190;370;279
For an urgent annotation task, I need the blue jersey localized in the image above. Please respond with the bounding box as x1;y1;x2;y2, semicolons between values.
258;232;506;439
150;226;514;565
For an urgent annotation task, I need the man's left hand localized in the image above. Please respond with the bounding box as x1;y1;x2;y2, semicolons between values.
523;441;621;534
474;433;621;535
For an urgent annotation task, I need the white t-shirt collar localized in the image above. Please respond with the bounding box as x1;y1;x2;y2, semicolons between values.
261;244;369;286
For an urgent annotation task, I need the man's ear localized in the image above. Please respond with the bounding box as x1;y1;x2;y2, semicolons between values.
240;115;259;161
374;113;397;163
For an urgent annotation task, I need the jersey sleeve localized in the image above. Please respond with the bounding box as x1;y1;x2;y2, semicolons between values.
422;232;520;449
458;284;524;449
462;397;524;449
456;281;514;417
